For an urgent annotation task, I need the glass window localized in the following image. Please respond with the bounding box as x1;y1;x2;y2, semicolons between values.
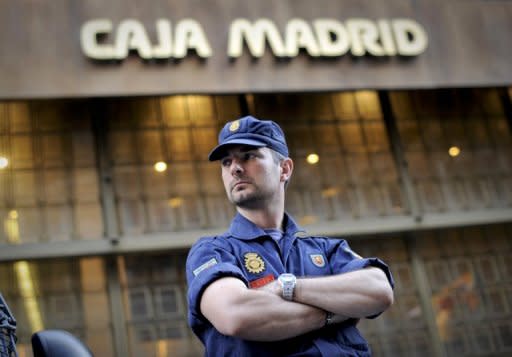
107;95;239;236
0;257;113;356
138;130;165;164
420;224;512;356
0;100;102;244
259;91;405;224
391;89;512;213
119;254;202;357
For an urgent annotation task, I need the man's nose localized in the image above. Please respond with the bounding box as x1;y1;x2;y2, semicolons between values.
230;159;244;175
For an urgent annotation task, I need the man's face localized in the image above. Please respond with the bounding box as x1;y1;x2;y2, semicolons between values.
220;145;282;209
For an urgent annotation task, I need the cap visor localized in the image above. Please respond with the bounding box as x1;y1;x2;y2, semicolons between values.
208;138;267;161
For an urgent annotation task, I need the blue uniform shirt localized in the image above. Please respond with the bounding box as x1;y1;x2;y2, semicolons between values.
186;213;394;357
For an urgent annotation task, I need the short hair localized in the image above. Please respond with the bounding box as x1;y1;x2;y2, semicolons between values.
270;149;286;164
270;149;291;188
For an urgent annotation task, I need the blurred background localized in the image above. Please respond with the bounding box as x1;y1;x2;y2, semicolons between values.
1;1;512;356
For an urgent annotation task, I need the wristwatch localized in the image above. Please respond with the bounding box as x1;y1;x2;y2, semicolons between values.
278;273;297;301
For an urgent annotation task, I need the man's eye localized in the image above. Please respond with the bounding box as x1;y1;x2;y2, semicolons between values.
221;159;231;167
243;153;255;160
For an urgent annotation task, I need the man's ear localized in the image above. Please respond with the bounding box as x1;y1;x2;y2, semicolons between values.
280;158;294;182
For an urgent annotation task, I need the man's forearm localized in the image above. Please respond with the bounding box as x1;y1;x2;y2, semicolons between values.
201;277;326;341
228;291;326;341
294;267;394;318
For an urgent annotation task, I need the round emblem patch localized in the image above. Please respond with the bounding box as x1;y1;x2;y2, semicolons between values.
310;254;326;268
244;253;265;274
229;120;240;132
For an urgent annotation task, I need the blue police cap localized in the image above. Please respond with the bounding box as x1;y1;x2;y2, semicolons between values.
208;116;289;161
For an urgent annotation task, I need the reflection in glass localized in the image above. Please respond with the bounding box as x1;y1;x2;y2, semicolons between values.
119;254;203;356
0;156;8;169
4;211;44;333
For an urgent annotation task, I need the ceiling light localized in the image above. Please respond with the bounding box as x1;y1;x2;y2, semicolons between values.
306;153;320;165
0;156;8;169
448;146;461;157
168;197;183;208
154;161;167;172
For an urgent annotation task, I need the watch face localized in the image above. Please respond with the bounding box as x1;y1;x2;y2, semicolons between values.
281;276;294;284
279;273;296;284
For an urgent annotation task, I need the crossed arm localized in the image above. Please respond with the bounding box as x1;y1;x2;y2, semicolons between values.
199;267;393;341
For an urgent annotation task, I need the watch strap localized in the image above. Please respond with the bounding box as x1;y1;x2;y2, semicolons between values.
279;273;296;301
282;283;294;300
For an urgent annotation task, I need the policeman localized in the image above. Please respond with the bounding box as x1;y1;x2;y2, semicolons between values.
186;116;394;356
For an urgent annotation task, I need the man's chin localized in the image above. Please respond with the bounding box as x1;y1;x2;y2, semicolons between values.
230;188;252;201
233;196;268;210
231;195;251;206
230;193;252;205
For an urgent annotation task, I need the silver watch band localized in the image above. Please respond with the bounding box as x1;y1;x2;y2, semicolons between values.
278;273;296;301
282;283;294;300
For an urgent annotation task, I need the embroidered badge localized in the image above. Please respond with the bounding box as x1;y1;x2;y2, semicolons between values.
249;274;275;288
193;258;218;276
244;252;265;274
310;254;326;267
229;120;240;132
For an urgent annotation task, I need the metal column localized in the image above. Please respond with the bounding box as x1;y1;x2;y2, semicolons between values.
91;100;129;357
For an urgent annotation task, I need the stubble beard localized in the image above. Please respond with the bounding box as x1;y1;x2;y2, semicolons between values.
229;185;271;210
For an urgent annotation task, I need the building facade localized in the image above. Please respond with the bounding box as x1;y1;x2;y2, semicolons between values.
1;1;511;356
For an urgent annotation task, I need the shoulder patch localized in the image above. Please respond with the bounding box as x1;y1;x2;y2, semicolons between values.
310;254;326;267
244;253;265;274
193;258;218;276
